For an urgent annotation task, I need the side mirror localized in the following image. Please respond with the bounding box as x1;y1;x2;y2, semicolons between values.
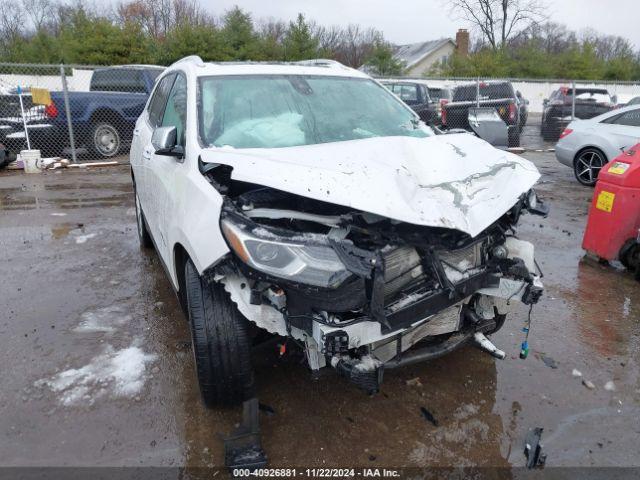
152;126;183;158
611;95;618;104
525;99;530;105
543;99;549;106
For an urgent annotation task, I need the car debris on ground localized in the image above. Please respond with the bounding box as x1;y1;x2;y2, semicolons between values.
524;427;547;469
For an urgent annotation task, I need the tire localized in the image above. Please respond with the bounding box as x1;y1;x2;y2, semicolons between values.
90;122;121;158
619;239;640;270
184;259;254;407
508;125;520;148
134;186;153;249
574;148;607;186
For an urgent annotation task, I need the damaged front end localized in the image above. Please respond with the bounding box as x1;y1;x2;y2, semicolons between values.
206;177;547;394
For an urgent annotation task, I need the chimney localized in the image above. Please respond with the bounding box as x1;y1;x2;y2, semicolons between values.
456;29;469;57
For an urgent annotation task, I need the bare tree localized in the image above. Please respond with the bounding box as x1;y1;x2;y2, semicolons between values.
22;0;54;31
0;3;25;42
445;0;547;49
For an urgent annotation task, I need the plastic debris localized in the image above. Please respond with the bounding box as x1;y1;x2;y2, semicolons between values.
604;381;616;392
524;427;547;469
541;354;558;369
420;407;438;427
406;377;423;387
582;379;596;390
572;369;582;377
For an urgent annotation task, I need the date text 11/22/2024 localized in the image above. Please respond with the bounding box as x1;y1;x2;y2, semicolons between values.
232;468;401;477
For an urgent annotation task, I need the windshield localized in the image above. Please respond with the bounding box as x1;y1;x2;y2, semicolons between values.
198;75;427;149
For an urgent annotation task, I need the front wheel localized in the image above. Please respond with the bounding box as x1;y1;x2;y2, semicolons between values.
90;122;121;158
574;148;606;186
184;260;254;407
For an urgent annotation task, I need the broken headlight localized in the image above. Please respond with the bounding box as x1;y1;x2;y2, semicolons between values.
221;219;351;288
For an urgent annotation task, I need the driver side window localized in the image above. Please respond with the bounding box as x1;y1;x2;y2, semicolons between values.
161;74;187;146
147;74;175;128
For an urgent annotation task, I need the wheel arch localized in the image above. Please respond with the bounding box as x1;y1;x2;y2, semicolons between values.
173;242;190;315
573;145;608;166
89;108;126;129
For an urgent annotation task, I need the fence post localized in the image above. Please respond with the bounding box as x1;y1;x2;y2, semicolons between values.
59;64;77;163
476;76;480;107
571;80;576;121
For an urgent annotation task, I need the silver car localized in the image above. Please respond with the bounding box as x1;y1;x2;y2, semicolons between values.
555;104;640;186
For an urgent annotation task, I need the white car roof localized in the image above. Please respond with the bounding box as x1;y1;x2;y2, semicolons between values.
168;56;368;79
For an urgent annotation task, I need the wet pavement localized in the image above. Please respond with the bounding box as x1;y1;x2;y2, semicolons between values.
1;127;639;474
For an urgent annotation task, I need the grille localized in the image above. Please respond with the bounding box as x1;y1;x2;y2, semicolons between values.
382;246;424;299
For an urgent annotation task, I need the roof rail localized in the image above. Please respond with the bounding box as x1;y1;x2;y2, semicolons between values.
294;59;346;68
170;55;205;68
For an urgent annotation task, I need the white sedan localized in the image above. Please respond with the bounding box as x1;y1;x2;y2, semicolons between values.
556;104;640;185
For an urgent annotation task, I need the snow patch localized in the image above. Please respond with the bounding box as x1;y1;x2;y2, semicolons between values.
73;306;133;333
75;233;97;244
36;345;156;406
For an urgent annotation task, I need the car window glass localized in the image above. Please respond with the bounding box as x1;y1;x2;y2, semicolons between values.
161;74;187;146
399;85;418;102
611;109;640;127
91;69;146;93
198;75;428;149
148;74;175;128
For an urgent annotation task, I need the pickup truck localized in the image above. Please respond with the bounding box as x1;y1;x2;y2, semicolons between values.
541;87;615;141
0;65;163;158
442;81;528;147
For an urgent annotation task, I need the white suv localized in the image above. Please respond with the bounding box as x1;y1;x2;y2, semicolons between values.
131;56;546;406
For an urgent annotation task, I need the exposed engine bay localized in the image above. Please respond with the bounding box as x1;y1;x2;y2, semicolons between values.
202;161;547;394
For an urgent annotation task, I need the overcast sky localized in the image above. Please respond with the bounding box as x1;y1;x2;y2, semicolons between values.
195;0;640;48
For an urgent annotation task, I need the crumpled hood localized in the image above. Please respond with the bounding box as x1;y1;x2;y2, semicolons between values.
200;133;540;237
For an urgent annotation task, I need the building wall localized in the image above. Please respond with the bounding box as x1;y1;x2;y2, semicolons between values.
405;43;456;77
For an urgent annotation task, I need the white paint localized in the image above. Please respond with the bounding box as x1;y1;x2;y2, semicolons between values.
36;344;156;406
201;133;540;238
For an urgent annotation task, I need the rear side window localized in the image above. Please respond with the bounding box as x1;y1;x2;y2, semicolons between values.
90;69;147;93
147;74;176;127
605;109;640;127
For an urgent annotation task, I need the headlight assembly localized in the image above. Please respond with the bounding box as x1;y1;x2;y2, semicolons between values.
221;219;351;288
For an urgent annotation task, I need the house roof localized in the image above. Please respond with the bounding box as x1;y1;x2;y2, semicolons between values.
393;39;456;69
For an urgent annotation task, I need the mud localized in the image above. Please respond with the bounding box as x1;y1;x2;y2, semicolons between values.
0;139;639;472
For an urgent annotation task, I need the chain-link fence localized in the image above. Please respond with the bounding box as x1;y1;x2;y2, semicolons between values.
378;76;640;148
2;63;640;163
0;63;164;162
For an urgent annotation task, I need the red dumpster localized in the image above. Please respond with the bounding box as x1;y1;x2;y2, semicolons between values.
582;144;640;272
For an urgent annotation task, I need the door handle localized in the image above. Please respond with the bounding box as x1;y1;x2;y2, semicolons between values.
142;147;152;160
